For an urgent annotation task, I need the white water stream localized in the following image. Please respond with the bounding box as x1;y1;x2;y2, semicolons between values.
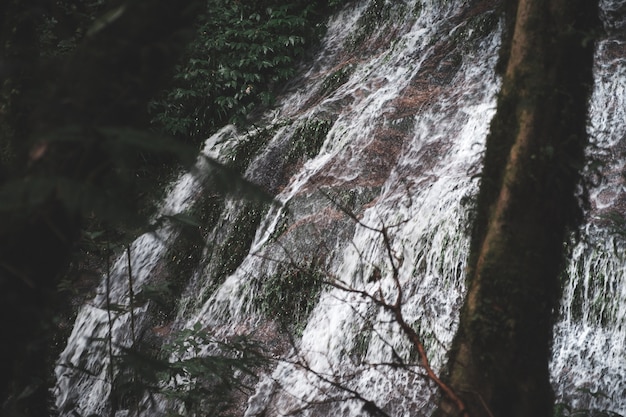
550;0;626;412
54;1;626;416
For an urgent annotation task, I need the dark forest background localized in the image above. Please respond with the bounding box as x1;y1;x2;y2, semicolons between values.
0;1;345;415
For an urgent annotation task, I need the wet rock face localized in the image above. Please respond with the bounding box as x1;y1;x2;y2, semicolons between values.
54;0;502;415
54;0;626;416
549;1;626;413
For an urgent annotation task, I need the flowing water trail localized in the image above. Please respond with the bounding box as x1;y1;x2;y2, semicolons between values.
185;1;502;416
53;129;239;416
54;0;626;416
550;0;626;412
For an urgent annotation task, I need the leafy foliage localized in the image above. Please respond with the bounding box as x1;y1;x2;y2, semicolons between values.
150;0;348;143
38;1;108;58
115;323;268;416
1;0;347;414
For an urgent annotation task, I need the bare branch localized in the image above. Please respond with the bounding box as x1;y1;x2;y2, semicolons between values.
279;356;394;417
321;204;469;417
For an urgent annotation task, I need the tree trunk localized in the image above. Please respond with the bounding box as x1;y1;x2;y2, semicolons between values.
436;1;598;416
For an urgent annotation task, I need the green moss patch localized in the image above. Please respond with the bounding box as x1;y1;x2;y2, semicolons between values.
255;258;325;334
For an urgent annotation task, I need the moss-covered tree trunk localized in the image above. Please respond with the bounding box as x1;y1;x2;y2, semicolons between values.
436;1;598;416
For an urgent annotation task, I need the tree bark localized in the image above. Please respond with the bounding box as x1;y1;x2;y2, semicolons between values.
436;1;598;416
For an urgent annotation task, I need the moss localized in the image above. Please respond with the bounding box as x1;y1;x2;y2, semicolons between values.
390;115;416;134
267;208;290;244
287;117;333;162
319;63;356;96
412;1;423;17
349;326;372;363
141;194;224;323
178;189;272;312
566;256;619;328
345;0;407;52
215;201;269;284
328;186;378;215
227;122;287;173
255;258;325;335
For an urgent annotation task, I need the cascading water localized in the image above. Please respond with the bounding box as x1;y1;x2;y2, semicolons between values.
550;0;626;413
53;135;229;415
54;0;626;416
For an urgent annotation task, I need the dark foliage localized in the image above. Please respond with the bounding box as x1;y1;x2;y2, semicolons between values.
0;0;348;415
150;0;348;144
0;1;204;415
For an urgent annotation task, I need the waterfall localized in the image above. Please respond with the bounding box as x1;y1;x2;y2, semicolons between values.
54;0;626;416
550;0;626;412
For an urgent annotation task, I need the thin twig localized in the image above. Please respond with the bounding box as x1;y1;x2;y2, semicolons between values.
280;355;393;417
126;244;136;343
380;229;469;417
324;232;469;416
105;242;115;386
